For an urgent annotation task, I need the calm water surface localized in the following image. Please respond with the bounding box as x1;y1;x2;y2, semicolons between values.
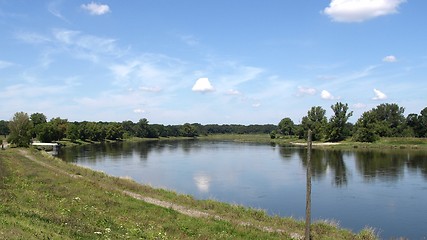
58;140;427;239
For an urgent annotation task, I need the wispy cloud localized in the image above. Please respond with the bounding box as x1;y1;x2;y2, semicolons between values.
139;86;162;92
52;29;125;62
372;88;387;100
15;31;51;44
15;29;125;66
0;83;68;98
252;103;261;108
353;103;367;109
53;29;119;54
81;2;111;15
180;34;199;46
133;108;145;114
0;60;14;69
323;0;406;23
110;54;187;91
297;86;316;96
225;89;241;95
216;62;264;90
47;1;70;23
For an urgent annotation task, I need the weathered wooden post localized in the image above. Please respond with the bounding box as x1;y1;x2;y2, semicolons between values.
305;129;312;240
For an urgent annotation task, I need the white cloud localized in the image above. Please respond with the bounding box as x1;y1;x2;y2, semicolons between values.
225;89;241;95
353;103;367;109
133;109;145;114
297;86;316;96
321;90;339;100
323;0;406;23
192;78;215;93
252;103;261;108
382;55;397;62
81;2;111;15
372;88;387;100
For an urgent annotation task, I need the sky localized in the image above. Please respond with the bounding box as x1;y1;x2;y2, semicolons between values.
0;0;426;125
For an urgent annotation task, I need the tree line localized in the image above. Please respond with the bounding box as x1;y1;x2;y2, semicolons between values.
0;112;276;147
275;102;427;142
1;102;426;147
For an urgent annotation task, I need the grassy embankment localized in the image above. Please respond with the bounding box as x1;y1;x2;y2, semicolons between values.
0;148;377;239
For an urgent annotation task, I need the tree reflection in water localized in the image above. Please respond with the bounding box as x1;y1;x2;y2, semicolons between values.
280;147;348;187
60;142;427;185
278;146;427;186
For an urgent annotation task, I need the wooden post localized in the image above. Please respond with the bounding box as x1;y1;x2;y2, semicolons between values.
305;129;312;240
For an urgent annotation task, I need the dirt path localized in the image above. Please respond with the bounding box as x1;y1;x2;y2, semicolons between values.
18;149;303;239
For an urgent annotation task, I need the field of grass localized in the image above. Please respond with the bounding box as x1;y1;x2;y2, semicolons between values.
0;148;377;239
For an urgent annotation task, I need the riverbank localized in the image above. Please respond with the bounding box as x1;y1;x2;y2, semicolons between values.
0;148;376;239
53;133;427;152
199;134;427;150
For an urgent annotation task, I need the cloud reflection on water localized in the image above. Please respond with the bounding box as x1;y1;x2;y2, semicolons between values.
193;173;211;193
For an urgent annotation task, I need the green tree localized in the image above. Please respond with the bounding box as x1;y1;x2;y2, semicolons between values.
326;102;353;142
180;123;198;137
0;120;10;137
66;122;79;142
30;113;47;138
121;120;136;138
105;123;124;140
353;110;379;142
134;118;150;138
278;117;295;136
7;112;33;147
300;106;327;141
372;103;406;137
417;107;427;137
30;112;47;126
49;117;68;141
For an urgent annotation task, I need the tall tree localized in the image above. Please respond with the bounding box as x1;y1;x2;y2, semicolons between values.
134;118;150;138
66;122;79;142
30;112;47;126
8;112;33;147
326;102;353;142
30;113;48;138
300;106;327;141
372;103;406;137
278;117;295;136
353;110;379;142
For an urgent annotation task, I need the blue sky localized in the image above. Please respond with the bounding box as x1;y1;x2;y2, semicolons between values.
0;0;426;124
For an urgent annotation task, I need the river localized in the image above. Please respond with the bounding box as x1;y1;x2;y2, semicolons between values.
57;140;427;239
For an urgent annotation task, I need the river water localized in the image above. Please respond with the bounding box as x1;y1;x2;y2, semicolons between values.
58;140;427;239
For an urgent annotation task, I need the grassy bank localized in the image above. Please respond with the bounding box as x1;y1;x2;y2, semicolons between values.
199;134;427;150
0;148;376;239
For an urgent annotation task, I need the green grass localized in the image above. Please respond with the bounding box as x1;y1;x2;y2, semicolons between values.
0;148;377;239
200;134;427;151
